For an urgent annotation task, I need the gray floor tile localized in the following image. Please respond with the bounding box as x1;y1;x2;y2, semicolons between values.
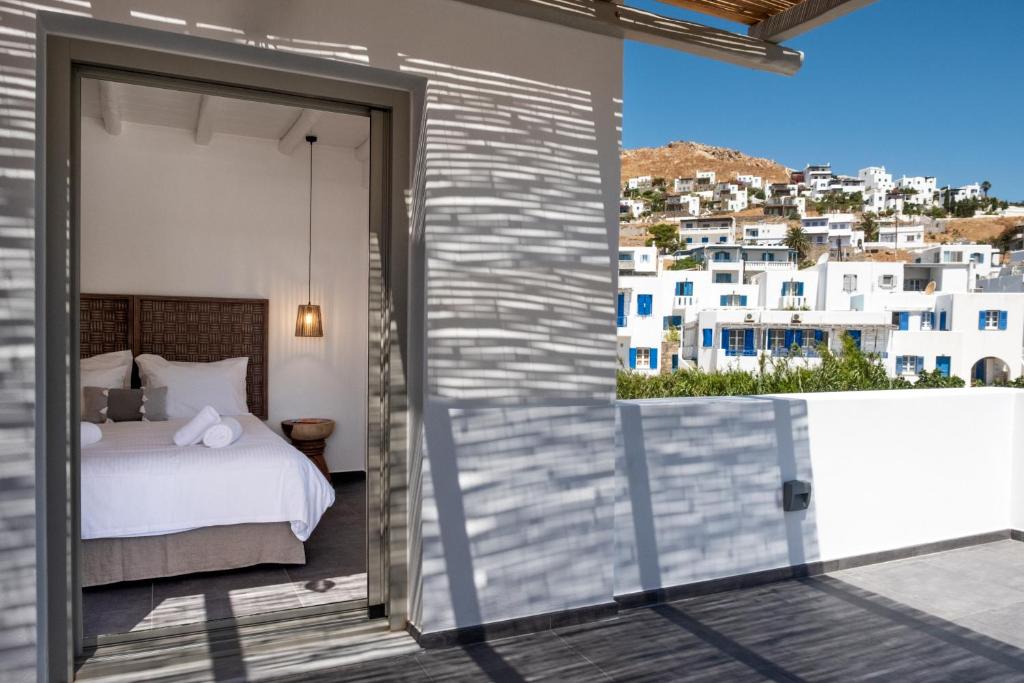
955;600;1024;649
419;632;607;682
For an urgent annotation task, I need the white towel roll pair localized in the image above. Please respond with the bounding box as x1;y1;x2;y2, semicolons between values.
173;406;243;449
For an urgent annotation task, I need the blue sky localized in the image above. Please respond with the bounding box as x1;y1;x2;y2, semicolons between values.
624;1;1023;200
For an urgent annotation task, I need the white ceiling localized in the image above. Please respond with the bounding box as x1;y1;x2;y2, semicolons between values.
81;78;369;150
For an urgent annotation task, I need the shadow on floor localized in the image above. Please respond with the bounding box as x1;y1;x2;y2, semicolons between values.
83;479;367;638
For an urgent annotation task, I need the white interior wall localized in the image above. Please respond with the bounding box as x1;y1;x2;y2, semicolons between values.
80;116;369;473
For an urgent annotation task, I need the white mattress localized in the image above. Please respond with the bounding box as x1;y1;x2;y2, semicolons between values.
81;415;335;542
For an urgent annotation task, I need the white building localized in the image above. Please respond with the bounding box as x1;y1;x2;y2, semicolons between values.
627;175;653;191
695;170;716;187
743;222;789;246
911;243;998;289
865;223;925;250
801;213;863;253
764;195;807;218
620;198;648;219
736;174;763;190
896;176;938;207
664;193;700;216
713;182;748;212
677;216;736;247
859;166;894;194
804;163;833;197
673;177;695;193
618;246;658;274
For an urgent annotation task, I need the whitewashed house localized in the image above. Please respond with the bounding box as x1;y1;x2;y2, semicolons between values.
801;213;863;253
620;197;649;219
911;243;999;289
673;177;696;193
695;170;717;188
743;222;789;246
714;182;749;212
804;163;834;197
618;246;658;274
627;175;653;191
764;195;807;217
736;174;764;189
897;175;938;207
664;193;701;216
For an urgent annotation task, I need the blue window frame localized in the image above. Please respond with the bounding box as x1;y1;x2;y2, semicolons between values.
702;328;713;347
936;356;951;377
636;294;653;317
616;292;626;328
714;273;732;284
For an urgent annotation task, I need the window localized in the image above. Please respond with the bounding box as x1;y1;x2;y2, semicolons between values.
714;273;732;284
720;294;747;307
904;279;927;292
879;274;896;288
980;309;1005;331
702;328;713;347
893;311;909;330
727;329;745;354
663;315;682;330
713;251;730;261
842;274;858;293
618;252;632;261
971;252;985;264
635;347;651;369
701;237;709;244
767;329;787;350
616;292;627;327
686;237;693;243
781;281;804;296
640;253;650;263
636;294;653;317
896;355;922;376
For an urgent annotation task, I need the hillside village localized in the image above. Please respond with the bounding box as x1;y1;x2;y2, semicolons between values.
617;141;1024;385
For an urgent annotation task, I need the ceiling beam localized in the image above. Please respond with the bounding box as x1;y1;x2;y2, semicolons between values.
98;81;122;135
278;109;322;155
194;95;215;145
748;0;876;42
450;0;803;76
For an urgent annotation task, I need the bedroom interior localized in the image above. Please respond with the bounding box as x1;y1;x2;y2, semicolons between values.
77;76;375;640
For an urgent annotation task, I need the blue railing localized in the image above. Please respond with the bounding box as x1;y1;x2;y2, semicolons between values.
724;349;759;357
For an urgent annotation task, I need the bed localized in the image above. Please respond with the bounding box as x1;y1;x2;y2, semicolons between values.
79;293;335;587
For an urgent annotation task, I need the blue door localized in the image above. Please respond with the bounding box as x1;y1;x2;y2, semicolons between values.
936;356;951;377
616;293;625;327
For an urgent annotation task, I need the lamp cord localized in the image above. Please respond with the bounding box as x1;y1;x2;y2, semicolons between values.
307;138;313;305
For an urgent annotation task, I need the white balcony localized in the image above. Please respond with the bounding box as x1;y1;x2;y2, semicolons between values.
746;260;797;271
779;295;808;309
673;296;696;310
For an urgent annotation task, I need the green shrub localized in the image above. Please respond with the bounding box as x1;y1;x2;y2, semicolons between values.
617;334;967;399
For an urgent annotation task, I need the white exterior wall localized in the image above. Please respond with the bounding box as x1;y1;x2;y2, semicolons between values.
615;389;1021;597
755;270;820;309
736;174;763;189
4;0;625;658
743;222;788;245
815;262;903;311
627;175;652;190
619;246;658;274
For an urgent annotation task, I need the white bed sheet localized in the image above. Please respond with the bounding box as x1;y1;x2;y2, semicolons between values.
81;415;335;542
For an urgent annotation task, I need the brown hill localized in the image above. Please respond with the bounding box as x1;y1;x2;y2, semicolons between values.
621;141;791;187
930;216;1019;244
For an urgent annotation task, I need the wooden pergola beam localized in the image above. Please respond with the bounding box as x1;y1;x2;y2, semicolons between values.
451;0;803;75
748;0;876;42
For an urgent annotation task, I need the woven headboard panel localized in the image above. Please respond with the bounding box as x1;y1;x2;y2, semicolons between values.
80;294;269;419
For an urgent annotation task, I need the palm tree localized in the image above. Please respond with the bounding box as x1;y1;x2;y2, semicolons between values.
982;180;992;199
784;226;811;262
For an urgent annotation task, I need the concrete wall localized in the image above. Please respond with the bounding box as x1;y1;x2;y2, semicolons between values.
0;0;623;672
616;388;1021;596
80;117;369;473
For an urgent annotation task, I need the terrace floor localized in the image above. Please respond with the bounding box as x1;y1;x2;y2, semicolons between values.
289;539;1024;682
77;539;1024;681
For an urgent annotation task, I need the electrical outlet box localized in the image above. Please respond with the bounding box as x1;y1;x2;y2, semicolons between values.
783;480;812;511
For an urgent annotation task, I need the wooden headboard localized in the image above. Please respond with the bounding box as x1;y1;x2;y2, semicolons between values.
80;294;269;419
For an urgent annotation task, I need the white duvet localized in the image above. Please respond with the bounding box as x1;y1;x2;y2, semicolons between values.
81;415;335;541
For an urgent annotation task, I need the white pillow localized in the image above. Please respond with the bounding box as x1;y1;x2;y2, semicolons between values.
81;350;132;389
135;354;249;419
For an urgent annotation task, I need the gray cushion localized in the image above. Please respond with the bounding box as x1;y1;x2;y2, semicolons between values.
107;388;144;422
141;386;168;422
81;386;109;424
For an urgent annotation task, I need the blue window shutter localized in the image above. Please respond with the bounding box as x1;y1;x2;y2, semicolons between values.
720;295;728;306
743;329;754;354
849;330;862;349
896;356;904;374
702;328;713;347
629;348;637;369
672;353;679;370
617;293;624;316
740;295;748;307
936;356;950;377
979;311;987;330
721;328;729;349
916;356;924;373
814;329;824;343
638;294;652;316
683;281;693;296
939;311;947;331
675;282;683;296
999;310;1008;330
898;312;909;330
649;348;658;369
796;282;805;296
795;330;805;347
781;283;788;296
784;330;794;348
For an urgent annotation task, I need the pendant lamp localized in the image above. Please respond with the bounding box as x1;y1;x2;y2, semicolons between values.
295;134;324;337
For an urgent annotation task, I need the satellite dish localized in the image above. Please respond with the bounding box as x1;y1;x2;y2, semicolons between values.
816;253;829;265
924;281;936;295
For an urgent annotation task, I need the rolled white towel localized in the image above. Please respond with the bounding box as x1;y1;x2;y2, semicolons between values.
173;405;221;446
202;416;243;449
81;422;102;446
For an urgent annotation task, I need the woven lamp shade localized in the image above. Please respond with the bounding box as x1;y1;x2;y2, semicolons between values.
295;303;323;337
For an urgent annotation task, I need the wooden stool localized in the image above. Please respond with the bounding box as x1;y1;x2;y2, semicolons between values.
281;418;335;482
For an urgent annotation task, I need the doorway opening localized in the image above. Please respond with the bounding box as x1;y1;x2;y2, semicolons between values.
77;76;374;640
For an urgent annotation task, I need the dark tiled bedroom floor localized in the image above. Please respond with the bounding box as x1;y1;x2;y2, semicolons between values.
83;478;366;637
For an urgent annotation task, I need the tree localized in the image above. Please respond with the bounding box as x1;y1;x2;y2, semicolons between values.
645;223;679;254
784;226;811;261
982;180;992;198
668;257;699;270
859;212;880;242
